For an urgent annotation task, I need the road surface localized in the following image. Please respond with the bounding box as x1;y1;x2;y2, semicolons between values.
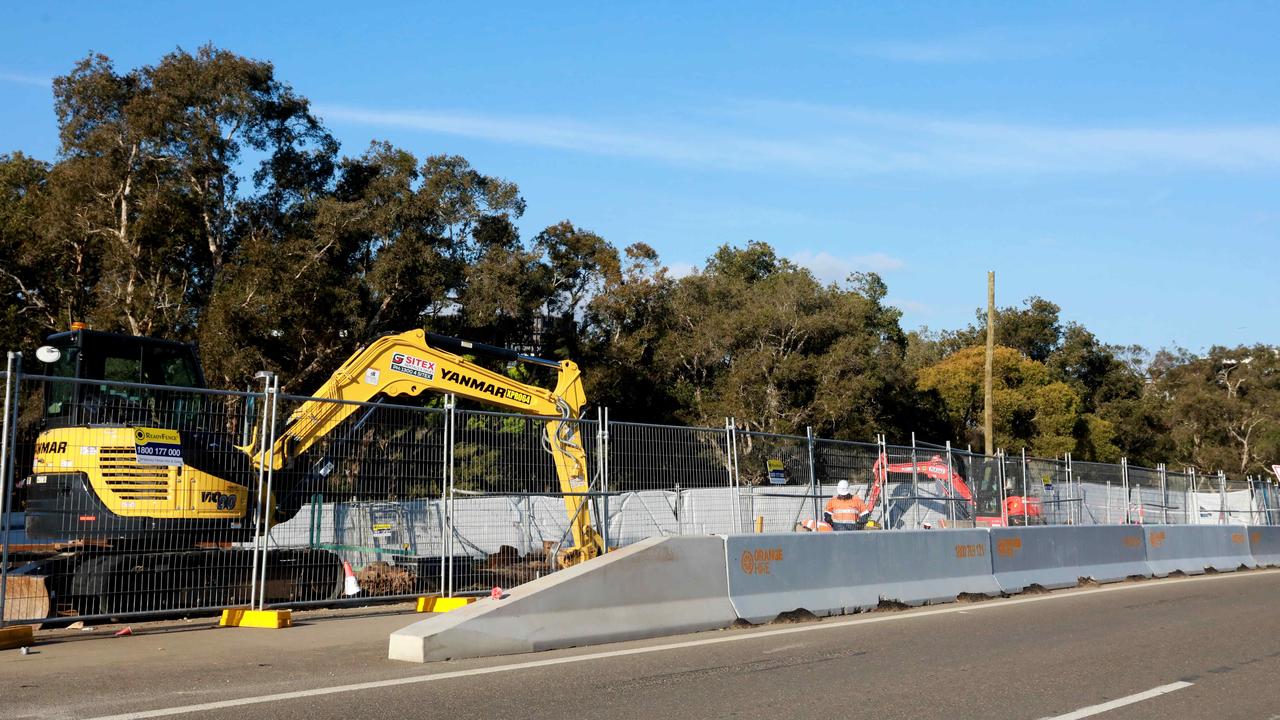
4;570;1280;719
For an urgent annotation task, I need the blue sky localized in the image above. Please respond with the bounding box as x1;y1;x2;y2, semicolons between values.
3;2;1278;351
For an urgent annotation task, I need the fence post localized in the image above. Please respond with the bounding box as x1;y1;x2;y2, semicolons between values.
0;352;22;626
255;373;281;610
945;441;956;526
1159;463;1169;524
993;448;1003;520
806;426;819;525
444;394;456;596
1020;448;1029;526
1218;471;1228;525
726;417;741;534
1247;477;1256;526
1120;457;1130;524
1187;467;1197;524
910;432;920;529
246;370;274;612
877;434;889;528
1065;452;1075;525
598;406;609;554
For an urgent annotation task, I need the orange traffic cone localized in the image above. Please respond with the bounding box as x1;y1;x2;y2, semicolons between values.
113;626;132;637
342;561;361;596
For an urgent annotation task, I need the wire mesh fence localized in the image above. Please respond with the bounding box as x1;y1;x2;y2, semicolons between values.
262;392;450;608
2;372;277;625
3;360;1279;627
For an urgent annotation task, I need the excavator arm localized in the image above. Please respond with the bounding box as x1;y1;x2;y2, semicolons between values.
866;453;977;522
249;329;602;565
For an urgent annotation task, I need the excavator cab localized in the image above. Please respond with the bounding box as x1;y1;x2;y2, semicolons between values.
35;329;208;430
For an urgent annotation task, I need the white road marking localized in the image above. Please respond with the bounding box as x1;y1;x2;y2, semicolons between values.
760;642;806;654
82;570;1273;720
1040;681;1193;719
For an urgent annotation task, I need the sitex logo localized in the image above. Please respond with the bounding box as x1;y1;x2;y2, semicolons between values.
390;353;436;380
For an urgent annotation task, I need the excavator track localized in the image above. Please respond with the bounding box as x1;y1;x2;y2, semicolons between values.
9;548;343;622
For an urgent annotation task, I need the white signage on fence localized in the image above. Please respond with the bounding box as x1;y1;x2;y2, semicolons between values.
134;427;183;466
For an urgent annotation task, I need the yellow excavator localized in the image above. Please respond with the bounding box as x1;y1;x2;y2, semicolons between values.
14;326;602;619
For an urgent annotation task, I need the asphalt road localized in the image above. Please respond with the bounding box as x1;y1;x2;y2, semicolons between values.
5;570;1280;720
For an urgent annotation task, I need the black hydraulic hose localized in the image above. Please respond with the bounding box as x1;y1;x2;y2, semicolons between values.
424;332;561;369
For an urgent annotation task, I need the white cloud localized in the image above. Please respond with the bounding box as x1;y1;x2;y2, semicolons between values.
318;101;1280;178
665;261;698;279
846;28;1074;64
889;298;932;314
0;70;50;87
790;250;905;284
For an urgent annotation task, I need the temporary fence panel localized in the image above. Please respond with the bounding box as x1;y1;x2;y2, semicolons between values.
260;393;449;605
1125;465;1164;525
1191;489;1255;525
3;373;280;624
1024;457;1075;525
1164;471;1193;524
734;430;812;533
1073;461;1127;524
448;409;598;595
608;421;735;533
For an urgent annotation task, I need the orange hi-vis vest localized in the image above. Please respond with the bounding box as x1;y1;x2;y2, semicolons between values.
824;495;868;524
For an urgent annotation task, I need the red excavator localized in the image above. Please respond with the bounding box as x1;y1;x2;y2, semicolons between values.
868;453;1043;527
799;453;1044;531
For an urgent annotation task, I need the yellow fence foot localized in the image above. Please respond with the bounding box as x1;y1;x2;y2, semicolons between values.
416;596;475;613
219;609;292;628
0;625;34;650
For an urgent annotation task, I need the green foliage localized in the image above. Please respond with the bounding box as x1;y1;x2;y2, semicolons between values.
916;346;1117;459
2;46;1275;480
1150;346;1280;476
650;243;920;440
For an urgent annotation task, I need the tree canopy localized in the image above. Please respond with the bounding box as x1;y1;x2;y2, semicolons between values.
2;46;1275;479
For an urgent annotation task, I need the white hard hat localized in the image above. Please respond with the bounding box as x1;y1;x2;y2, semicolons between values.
836;480;851;495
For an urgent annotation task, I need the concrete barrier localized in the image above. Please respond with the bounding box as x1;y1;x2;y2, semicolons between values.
725;529;999;624
1144;525;1257;576
1248;526;1280;567
388;535;737;663
990;525;1149;594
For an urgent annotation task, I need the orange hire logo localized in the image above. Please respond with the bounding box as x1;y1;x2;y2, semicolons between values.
1149;531;1166;548
740;547;784;575
1123;535;1144;549
954;543;985;558
1231;532;1246;545
996;537;1022;557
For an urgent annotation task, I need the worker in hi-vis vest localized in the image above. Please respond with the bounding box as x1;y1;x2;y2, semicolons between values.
824;480;869;531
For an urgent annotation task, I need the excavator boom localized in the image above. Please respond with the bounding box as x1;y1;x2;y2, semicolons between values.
255;329;600;564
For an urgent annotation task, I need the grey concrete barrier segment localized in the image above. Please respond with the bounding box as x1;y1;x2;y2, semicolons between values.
388;535;737;663
990;525;1149;594
724;529;999;624
1143;525;1257;576
1247;526;1280;567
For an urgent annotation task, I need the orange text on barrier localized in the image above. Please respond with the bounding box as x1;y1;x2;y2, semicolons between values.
954;543;985;559
996;537;1022;558
1149;531;1166;548
740;547;784;575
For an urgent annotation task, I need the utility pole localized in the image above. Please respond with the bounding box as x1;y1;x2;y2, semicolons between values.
984;271;995;456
